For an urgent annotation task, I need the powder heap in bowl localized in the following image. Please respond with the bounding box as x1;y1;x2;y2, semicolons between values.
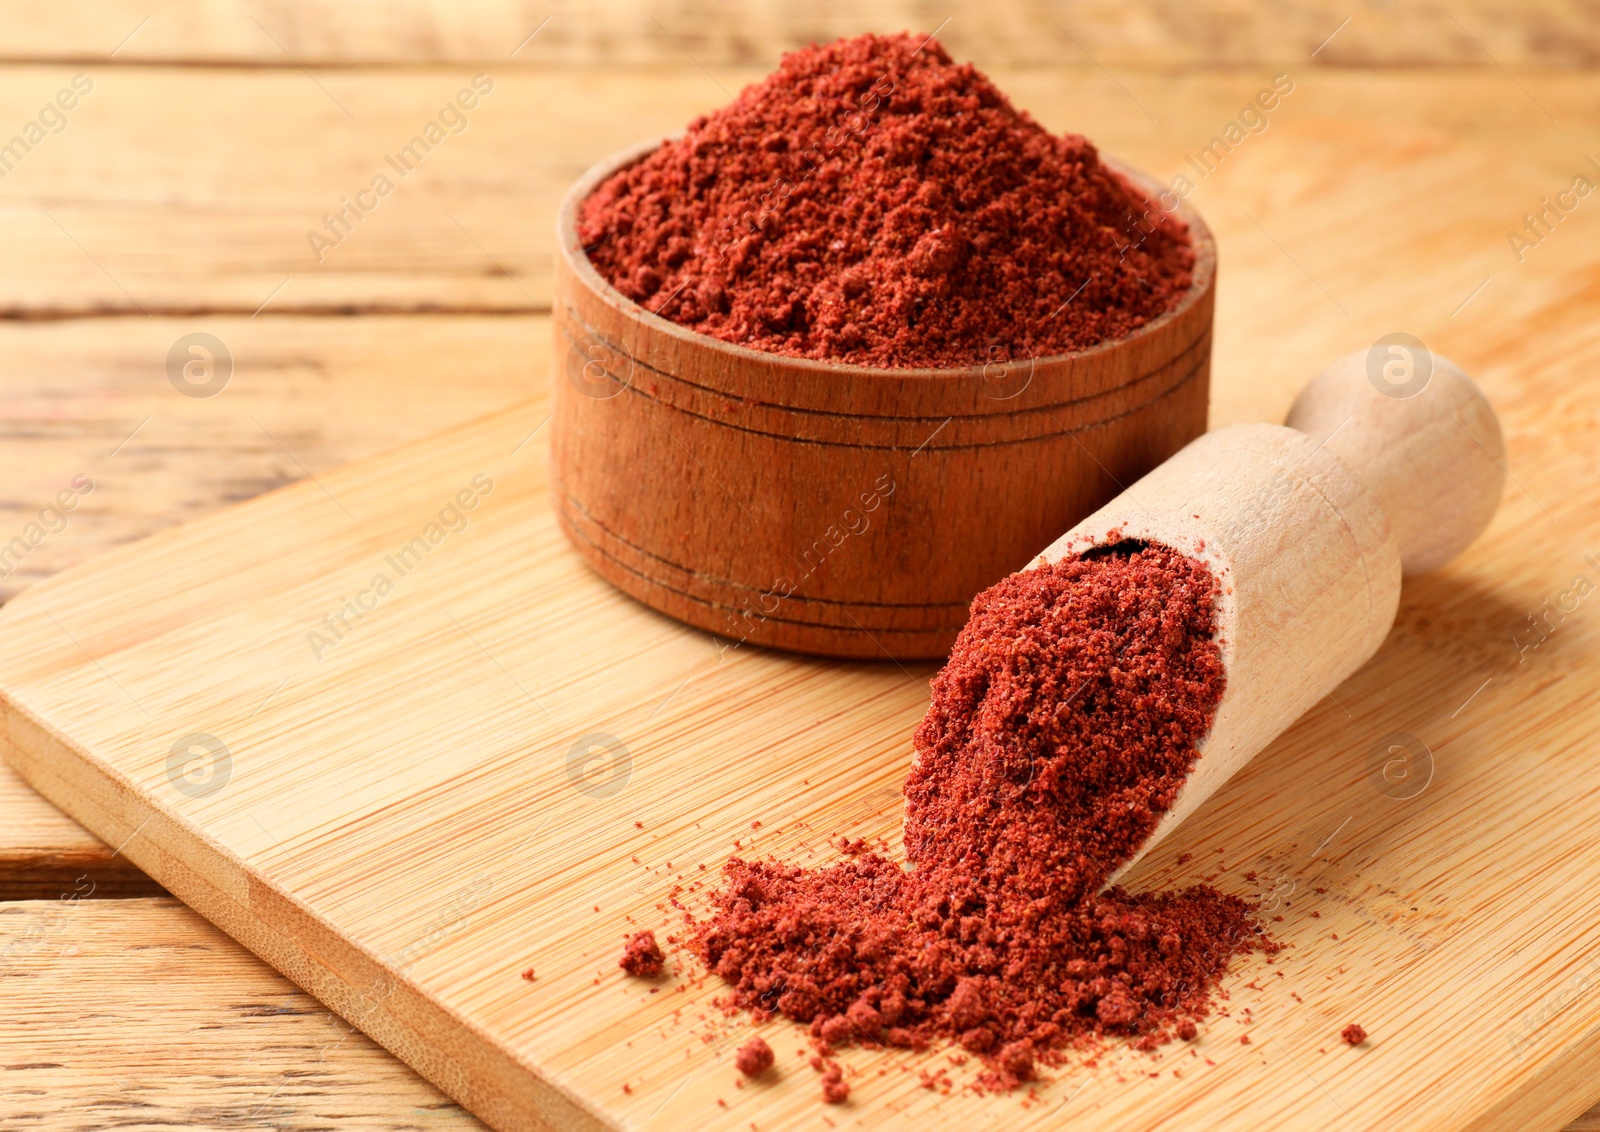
693;543;1274;1091
578;32;1195;369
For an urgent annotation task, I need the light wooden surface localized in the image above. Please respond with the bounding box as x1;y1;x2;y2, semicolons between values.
1;290;1599;1130
0;762;159;898
0;316;543;604
0;66;1594;322
2;2;1592;67
0;897;479;1128
0;30;1597;1132
0;316;539;902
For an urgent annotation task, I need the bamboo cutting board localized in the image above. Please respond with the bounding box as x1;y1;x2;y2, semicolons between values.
2;386;1599;1131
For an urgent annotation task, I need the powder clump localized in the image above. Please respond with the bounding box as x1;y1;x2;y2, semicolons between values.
693;543;1274;1087
619;930;665;977
579;32;1194;369
819;1062;849;1104
735;1036;775;1076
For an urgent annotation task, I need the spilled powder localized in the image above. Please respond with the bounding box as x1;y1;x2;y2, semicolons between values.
819;1060;849;1104
735;1036;775;1076
578;32;1194;369
692;543;1274;1091
619;930;665;977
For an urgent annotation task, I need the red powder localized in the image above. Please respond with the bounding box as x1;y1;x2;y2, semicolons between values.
819;1061;850;1104
693;544;1273;1090
1341;1024;1367;1045
736;1036;775;1076
620;930;665;977
578;33;1194;369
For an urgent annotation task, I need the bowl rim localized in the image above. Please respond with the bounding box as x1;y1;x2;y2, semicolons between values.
557;136;1216;381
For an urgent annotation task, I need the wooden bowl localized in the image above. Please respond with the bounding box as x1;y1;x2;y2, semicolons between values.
551;140;1216;660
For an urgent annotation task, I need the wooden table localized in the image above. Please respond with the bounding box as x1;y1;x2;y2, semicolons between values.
2;3;1598;1127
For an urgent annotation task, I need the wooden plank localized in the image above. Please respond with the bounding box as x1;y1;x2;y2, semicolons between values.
0;315;543;602
0;67;1593;316
0;245;1597;1128
0;896;481;1129
0;61;1594;1132
0;1;1594;68
8;886;1583;1132
0;314;542;893
0;762;159;898
0;63;567;316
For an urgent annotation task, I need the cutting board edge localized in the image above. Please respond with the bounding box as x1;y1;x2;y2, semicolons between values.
1465;1018;1600;1132
0;686;619;1132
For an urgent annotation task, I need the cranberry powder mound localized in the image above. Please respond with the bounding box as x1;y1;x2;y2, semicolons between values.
693;544;1274;1089
578;33;1195;368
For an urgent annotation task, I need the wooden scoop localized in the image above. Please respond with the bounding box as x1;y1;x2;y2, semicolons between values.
1033;348;1507;887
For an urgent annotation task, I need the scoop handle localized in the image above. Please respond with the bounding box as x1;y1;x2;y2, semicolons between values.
1285;347;1505;575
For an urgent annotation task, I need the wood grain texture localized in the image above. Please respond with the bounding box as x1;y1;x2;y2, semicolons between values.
0;57;1596;1132
551;144;1212;657
0;896;480;1129
0;315;541;895
1;2;1594;68
0;302;1598;1129
0;316;544;603
0;67;1594;318
0;762;160;898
